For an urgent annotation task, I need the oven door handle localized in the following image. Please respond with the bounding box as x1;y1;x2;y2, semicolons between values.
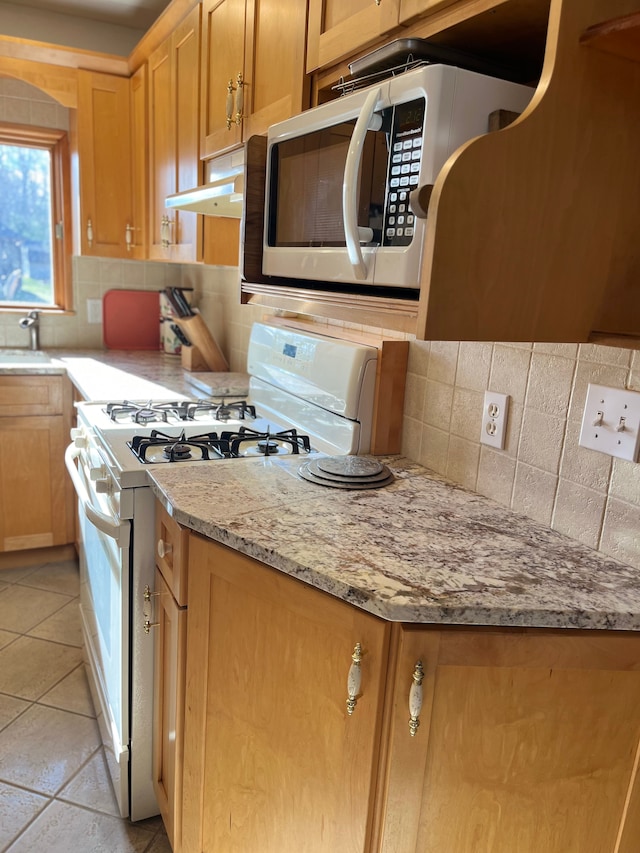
65;443;130;548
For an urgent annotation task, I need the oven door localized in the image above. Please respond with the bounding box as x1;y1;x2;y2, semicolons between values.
65;442;131;818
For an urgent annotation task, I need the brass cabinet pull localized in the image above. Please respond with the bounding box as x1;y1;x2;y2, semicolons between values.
375;0;381;5
234;72;244;125
408;660;424;737
125;223;134;251
87;218;93;247
226;78;235;129
346;642;362;715
144;618;160;634
161;215;174;249
143;584;160;603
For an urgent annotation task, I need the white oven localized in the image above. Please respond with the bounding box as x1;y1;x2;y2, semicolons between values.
64;322;379;821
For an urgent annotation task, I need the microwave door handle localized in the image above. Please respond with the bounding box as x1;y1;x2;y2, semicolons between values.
343;86;382;280
64;443;129;548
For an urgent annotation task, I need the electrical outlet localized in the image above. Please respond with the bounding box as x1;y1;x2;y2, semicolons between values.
579;384;640;461
87;298;102;324
480;391;510;449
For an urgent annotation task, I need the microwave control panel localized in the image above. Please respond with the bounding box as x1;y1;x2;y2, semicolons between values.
383;98;425;247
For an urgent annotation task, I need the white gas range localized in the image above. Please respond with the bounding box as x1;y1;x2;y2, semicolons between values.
65;322;379;821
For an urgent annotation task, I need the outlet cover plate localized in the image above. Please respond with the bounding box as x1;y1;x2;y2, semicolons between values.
579;383;640;462
87;298;102;324
480;391;510;449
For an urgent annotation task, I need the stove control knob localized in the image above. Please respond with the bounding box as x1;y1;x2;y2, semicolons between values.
94;479;112;494
90;464;108;481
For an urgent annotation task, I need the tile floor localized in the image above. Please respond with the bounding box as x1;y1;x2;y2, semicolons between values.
0;560;170;853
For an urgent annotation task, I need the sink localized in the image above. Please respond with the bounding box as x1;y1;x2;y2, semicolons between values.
0;349;52;364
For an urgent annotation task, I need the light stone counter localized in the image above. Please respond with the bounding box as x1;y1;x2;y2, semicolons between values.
0;348;249;401
148;454;640;631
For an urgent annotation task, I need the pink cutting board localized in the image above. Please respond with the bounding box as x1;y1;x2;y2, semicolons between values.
103;289;160;350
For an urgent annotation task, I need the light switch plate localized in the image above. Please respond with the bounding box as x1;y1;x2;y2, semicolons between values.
87;298;102;324
579;383;640;462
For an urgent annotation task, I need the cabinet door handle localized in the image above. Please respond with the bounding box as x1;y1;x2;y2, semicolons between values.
125;223;134;251
144;618;160;634
157;539;173;560
87;218;93;248
143;584;161;603
374;0;381;5
346;642;362;715
234;72;244;126
408;660;424;737
226;78;235;130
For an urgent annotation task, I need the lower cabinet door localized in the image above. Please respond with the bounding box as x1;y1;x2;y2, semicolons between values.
379;626;640;853
182;533;391;853
152;568;187;851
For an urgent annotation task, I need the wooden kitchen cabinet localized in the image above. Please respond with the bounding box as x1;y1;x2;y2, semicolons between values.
0;375;74;552
182;531;391;853
148;4;202;262
200;0;308;159
377;625;640;853
153;503;189;851
76;71;134;258
129;64;148;259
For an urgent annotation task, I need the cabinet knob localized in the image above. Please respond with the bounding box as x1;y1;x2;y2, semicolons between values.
408;660;424;737
157;539;173;560
346;642;362;715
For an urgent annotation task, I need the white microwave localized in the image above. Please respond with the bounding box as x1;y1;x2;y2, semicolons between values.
262;65;533;290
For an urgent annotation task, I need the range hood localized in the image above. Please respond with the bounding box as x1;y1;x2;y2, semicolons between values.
165;148;244;217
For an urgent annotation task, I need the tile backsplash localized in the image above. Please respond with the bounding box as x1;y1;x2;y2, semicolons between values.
402;340;640;570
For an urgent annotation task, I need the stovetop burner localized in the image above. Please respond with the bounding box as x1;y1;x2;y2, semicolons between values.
105;398;256;425
128;430;229;463
222;427;312;457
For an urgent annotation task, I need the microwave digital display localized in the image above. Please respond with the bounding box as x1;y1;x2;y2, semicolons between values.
267;98;425;251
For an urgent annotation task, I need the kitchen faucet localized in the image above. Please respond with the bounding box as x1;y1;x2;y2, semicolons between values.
19;310;40;351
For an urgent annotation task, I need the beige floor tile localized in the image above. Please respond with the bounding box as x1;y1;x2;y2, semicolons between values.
0;636;82;700
5;799;156;853
0;565;41;585
18;561;80;597
28;598;82;647
146;831;172;853
58;748;119;817
0;704;101;796
0;628;18;651
0;585;72;634
39;665;96;717
0;780;49;851
0;694;30;732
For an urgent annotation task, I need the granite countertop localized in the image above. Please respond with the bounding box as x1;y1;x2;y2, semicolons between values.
0;348;249;401
148;454;640;632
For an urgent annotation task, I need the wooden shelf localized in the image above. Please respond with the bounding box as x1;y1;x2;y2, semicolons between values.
581;10;640;62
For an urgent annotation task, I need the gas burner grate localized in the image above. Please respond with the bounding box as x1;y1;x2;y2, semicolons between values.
128;430;229;463
221;426;312;457
106;400;184;424
179;399;257;422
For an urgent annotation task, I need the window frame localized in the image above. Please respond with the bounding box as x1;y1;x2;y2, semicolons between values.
0;123;73;312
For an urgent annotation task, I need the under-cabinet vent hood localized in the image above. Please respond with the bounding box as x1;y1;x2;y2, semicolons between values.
165;148;244;217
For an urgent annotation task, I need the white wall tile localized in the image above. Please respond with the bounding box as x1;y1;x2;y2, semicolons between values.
552;480;606;550
512;462;557;527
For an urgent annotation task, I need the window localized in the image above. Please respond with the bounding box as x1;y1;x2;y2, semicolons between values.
0;124;72;311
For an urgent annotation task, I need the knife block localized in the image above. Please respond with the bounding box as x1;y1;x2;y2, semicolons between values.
181;344;210;372
173;313;229;372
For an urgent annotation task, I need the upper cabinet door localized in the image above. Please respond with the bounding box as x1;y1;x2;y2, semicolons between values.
129;64;148;260
148;5;202;263
77;71;133;257
200;0;309;160
200;0;246;158
242;0;309;139
306;0;401;72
